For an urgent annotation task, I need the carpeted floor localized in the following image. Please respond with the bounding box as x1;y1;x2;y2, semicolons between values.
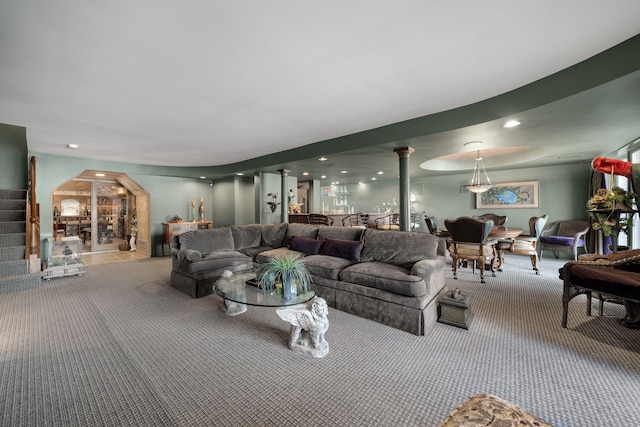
1;254;639;426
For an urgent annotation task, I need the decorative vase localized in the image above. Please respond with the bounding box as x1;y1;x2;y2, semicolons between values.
282;278;293;300
130;234;137;251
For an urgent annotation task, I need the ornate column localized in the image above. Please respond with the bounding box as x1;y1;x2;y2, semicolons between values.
278;169;291;223
394;147;414;231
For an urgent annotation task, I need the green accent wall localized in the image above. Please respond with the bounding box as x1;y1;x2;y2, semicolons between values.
0;124;28;189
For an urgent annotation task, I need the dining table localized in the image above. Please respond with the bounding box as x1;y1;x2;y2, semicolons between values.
489;226;524;271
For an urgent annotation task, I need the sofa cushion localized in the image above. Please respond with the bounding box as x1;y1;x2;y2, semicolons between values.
564;264;640;300
255;247;306;264
322;239;364;261
283;223;319;246
290;236;325;255
317;226;364;241
180;227;234;253
231;224;263;249
261;223;288;247
303;254;356;280
237;245;274;261
360;229;437;268
187;250;251;274
339;261;427;297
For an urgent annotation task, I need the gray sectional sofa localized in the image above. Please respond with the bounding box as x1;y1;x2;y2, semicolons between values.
170;222;447;335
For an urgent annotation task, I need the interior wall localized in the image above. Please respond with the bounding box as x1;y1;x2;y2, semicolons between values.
211;177;236;227
0;124;28;189
31;152;213;257
235;176;255;225
308;162;591;232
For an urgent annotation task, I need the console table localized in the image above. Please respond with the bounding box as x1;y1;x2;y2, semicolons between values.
161;220;212;256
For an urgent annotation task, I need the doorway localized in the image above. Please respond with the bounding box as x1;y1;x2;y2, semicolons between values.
52;170;150;259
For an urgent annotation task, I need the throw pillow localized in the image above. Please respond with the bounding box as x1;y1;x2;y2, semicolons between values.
289;236;325;255
322;238;364;262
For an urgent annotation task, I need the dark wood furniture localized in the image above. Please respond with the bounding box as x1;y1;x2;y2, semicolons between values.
307;214;334;225
445;217;498;283
559;250;640;328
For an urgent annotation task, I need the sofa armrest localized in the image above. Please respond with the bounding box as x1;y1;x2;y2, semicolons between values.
410;257;444;281
436;238;446;257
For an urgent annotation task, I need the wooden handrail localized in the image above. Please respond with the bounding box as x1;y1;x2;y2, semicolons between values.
28;156;41;272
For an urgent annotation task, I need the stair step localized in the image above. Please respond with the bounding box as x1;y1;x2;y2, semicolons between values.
0;246;26;262
0;221;26;234
0;210;26;222
0;189;27;200
0;273;44;294
0;259;28;276
0;199;27;210
0;233;26;247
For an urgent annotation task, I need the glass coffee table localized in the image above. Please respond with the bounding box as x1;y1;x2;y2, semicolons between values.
213;271;329;358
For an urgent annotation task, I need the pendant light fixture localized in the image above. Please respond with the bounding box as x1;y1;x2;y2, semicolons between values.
465;150;494;193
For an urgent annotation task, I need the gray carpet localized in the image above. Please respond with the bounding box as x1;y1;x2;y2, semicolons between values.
1;254;639;426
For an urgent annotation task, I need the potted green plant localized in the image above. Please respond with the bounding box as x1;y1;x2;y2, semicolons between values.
587;186;637;237
258;255;311;299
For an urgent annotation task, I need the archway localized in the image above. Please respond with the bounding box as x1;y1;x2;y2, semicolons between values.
52;170;150;258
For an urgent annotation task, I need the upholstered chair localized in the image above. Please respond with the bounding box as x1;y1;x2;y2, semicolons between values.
473;213;508;226
445;216;497;283
540;220;590;260
497;214;549;274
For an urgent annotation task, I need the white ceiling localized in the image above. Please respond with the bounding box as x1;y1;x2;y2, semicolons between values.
1;1;640;180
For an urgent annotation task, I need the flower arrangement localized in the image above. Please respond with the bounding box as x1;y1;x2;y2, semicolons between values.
587;186;637;236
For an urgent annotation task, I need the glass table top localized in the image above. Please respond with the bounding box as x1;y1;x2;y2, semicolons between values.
213;272;315;307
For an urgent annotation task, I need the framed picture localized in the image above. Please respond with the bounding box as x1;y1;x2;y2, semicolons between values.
476;180;540;209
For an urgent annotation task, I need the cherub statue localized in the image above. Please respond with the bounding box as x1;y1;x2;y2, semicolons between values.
276;297;329;358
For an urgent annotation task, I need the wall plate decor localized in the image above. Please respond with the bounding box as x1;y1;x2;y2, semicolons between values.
476;180;540;209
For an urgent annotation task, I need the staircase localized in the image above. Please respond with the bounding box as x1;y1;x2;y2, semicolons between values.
0;189;42;291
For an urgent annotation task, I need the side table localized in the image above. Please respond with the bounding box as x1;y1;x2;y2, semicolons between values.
438;289;474;329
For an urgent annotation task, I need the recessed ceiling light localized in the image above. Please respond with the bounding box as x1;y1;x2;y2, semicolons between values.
200;176;207;179
302;172;309;176
371;177;377;181
236;173;244;176
321;175;327;179
318;157;328;161
67;144;79;149
377;171;384;175
503;120;521;128
358;182;364;185
340;170;347;174
95;173;105;177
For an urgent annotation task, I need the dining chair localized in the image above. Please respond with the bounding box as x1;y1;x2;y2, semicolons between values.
497;214;549;274
374;213;400;230
308;214;334;226
341;213;369;229
424;215;438;235
444;216;497;283
473;213;508;226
